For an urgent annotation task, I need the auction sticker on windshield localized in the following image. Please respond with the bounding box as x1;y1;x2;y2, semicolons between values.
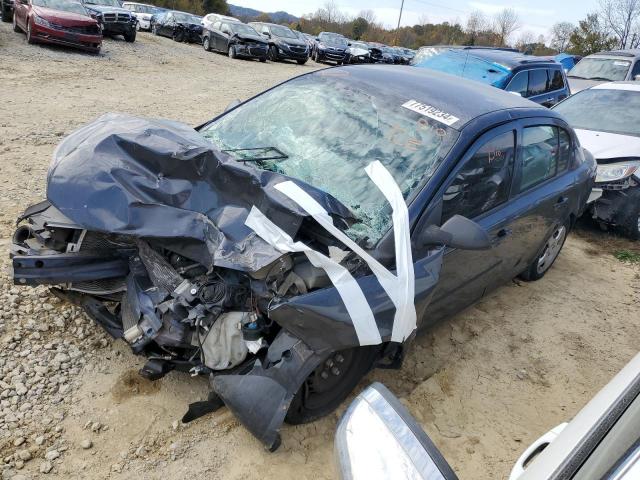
402;100;459;127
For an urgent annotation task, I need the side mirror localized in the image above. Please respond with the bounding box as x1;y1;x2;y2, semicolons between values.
315;37;319;41
418;215;491;250
335;383;458;480
634;74;640;81
263;32;271;38
224;99;241;112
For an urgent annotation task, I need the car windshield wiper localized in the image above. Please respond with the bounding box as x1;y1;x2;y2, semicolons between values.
567;75;587;79
587;76;614;81
222;147;288;162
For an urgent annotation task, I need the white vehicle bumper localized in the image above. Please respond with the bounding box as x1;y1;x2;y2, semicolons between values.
137;18;151;30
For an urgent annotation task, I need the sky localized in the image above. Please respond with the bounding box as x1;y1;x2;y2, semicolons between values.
231;0;601;41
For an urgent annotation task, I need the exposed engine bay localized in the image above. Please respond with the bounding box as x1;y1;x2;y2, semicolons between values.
9;114;443;451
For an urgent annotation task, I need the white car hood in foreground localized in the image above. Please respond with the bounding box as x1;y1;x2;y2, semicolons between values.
575;128;640;160
349;47;369;56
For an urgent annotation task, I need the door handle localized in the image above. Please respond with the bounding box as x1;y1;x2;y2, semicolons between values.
554;196;569;208
492;228;512;245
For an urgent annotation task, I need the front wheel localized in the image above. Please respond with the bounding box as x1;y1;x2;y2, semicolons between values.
297;58;307;65
173;30;183;42
228;44;236;59
151;24;157;35
26;20;34;44
259;56;266;63
520;222;568;281
123;29;136;42
202;36;210;51
284;345;380;425
12;11;20;31
268;45;278;62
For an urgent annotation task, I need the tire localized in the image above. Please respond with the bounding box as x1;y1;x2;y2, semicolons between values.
123;29;136;42
259;57;266;63
296;58;307;65
2;5;11;23
268;45;278;62
26;20;34;44
135;21;140;31
151;24;157;35
519;221;569;281
313;49;320;63
228;44;236;59
619;192;640;240
284;345;380;425
202;36;210;51
173;30;183;42
12;11;20;32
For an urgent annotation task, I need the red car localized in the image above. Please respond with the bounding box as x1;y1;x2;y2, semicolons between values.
13;0;102;53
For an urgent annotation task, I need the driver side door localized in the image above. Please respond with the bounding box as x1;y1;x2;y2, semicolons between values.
423;123;520;324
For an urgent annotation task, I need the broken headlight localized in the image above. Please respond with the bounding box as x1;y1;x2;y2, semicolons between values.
595;161;640;183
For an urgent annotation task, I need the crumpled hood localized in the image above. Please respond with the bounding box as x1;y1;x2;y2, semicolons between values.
47;113;355;272
575;128;640;161
348;47;369;56
236;33;266;44
32;5;97;25
177;21;202;30
84;4;131;15
567;78;603;94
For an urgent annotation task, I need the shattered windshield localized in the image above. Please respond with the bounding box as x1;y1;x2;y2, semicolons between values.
201;72;459;246
568;58;631;81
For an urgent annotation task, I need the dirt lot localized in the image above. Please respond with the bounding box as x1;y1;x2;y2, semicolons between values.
1;24;639;480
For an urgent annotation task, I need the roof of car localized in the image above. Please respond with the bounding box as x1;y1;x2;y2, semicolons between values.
248;22;292;29
591;81;640;92
460;49;559;68
592;49;640;58
325;65;550;129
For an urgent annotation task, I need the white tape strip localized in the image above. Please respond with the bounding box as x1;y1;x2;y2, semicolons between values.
274;160;417;342
245;206;382;346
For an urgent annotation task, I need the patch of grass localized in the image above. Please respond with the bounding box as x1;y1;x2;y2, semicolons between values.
614;250;640;263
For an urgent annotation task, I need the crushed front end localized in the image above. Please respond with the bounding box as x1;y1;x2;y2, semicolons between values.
10;113;443;450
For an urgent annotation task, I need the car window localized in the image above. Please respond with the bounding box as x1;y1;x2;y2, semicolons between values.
441;131;515;223
518;126;558;192
212;21;221;31
632;61;640;78
528;69;549;97
549;69;565;91
221;22;230;34
558;128;571;172
507;71;528;96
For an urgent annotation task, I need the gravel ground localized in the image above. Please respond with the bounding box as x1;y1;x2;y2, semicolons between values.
1;23;639;480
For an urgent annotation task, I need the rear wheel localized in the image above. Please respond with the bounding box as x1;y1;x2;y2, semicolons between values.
520;222;568;281
173;30;183;42
284;345;380;425
1;5;11;22
268;45;278;62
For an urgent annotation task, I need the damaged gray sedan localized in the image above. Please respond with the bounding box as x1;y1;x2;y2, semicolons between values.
10;66;595;451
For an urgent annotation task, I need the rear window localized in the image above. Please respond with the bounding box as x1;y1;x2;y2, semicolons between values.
549;69;565;91
528;70;548;96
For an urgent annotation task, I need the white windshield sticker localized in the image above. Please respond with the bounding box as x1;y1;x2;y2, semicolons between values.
402;100;459;126
614;61;630;67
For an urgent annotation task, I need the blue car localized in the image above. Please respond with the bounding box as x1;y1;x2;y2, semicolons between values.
10;66;595;451
412;46;571;107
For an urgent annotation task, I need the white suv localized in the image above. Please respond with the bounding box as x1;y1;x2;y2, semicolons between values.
201;13;239;31
122;1;160;31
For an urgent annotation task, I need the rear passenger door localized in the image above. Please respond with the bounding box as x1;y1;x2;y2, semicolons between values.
527;68;568;107
504;120;576;276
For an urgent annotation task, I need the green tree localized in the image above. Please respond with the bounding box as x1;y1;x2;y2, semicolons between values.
569;14;617;56
351;17;369;39
201;0;228;14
